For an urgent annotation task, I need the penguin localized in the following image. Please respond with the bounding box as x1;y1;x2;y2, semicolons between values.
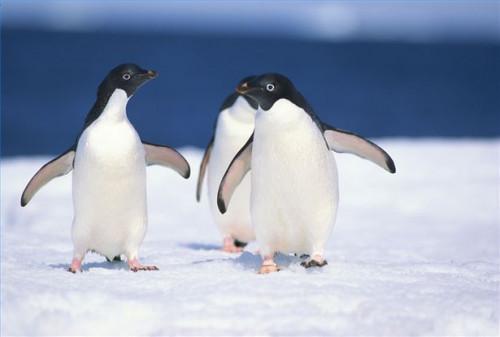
196;76;258;252
217;73;395;274
21;63;191;273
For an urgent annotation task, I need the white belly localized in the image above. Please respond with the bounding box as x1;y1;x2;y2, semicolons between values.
207;105;255;242
72;119;147;259
251;102;339;256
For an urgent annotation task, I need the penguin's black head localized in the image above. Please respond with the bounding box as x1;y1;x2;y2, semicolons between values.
236;73;296;110
99;63;158;98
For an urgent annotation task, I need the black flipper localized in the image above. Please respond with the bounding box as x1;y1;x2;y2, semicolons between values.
20;148;76;207
322;123;396;173
143;141;191;179
217;134;253;214
196;136;214;202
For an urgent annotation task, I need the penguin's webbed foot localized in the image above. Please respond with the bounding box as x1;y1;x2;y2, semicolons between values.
222;236;244;253
258;264;280;274
301;259;328;268
128;258;159;272
68;258;82;273
258;255;280;274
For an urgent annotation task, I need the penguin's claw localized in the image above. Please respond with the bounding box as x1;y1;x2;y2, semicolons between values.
128;259;158;272
301;259;328;268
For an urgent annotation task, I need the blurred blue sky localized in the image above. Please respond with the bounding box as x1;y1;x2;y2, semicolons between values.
2;1;499;156
3;0;499;41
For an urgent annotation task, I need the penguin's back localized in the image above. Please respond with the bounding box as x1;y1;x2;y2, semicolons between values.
207;101;255;242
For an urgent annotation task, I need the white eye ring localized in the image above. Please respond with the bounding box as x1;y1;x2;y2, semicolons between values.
122;73;131;80
266;83;275;92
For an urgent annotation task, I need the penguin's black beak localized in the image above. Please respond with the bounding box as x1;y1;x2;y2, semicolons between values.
145;70;158;79
236;82;250;94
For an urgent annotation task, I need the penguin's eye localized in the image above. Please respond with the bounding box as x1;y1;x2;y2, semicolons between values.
266;83;275;92
122;73;131;81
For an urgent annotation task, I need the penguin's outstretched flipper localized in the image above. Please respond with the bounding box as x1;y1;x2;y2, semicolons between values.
322;123;396;174
143;141;191;179
196;136;214;202
217;134;253;214
21;148;76;207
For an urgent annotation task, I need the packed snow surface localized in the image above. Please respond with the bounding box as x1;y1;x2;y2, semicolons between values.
1;140;499;336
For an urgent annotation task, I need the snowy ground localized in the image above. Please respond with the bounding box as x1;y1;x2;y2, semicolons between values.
1;139;499;336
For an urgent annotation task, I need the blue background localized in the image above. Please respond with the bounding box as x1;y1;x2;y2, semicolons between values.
2;3;499;156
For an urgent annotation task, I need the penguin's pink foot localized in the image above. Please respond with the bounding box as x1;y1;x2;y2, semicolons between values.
222;237;244;253
68;258;82;273
258;256;280;274
128;258;159;272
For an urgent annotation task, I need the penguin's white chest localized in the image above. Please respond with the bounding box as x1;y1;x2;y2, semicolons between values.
251;99;339;256
72;89;147;259
207;98;255;242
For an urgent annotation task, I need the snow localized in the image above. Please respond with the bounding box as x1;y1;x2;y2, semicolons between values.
1;139;499;336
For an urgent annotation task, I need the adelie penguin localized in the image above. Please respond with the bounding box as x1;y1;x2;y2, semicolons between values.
20;64;191;273
217;73;396;274
196;76;257;253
